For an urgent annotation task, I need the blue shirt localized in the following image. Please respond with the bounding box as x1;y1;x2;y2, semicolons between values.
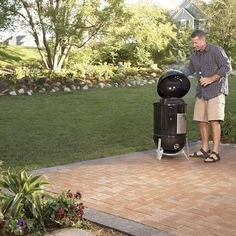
183;43;232;100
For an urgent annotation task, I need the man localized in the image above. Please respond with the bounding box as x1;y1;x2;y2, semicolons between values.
183;29;232;163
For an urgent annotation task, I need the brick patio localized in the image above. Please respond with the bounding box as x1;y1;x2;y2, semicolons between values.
36;142;236;236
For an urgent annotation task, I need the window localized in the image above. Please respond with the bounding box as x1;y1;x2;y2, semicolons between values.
179;19;190;29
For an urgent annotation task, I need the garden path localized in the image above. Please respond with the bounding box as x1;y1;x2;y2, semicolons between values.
34;142;236;236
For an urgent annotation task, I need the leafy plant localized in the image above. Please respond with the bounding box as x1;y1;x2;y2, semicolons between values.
0;170;49;225
43;190;85;228
0;213;32;236
0;168;86;235
222;111;236;143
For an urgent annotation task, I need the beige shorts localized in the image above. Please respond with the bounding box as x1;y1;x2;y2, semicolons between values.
193;94;225;122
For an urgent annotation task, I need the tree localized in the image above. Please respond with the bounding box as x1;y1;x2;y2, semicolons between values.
89;3;177;66
204;0;236;57
6;0;126;71
0;0;19;30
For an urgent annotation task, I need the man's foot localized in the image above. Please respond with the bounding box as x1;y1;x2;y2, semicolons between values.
189;148;210;158
204;151;220;163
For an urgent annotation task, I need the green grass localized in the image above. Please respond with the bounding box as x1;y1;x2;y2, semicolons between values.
0;45;40;66
0;76;235;171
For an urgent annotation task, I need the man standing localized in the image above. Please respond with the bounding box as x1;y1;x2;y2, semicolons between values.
183;29;232;163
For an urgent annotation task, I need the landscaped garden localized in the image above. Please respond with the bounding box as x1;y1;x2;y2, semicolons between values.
1;0;235;235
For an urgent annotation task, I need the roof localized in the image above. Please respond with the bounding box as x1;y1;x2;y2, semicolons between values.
179;0;192;9
185;3;206;19
172;0;206;20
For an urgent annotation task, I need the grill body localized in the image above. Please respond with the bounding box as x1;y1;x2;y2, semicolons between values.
153;70;190;154
153;98;187;153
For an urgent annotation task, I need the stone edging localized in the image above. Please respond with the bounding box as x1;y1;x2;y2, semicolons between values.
84;208;173;236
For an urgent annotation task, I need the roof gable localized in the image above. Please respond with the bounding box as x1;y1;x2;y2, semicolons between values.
179;0;192;9
172;0;205;20
185;3;206;19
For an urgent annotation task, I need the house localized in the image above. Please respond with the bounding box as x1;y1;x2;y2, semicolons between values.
2;34;37;47
171;0;207;30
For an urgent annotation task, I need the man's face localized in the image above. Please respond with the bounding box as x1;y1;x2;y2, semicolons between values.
191;36;206;51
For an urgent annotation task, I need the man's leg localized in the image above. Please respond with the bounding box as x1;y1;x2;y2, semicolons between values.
210;120;221;154
204;94;224;163
199;121;209;152
189;98;210;158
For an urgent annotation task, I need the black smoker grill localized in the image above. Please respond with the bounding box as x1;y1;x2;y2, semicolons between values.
153;70;190;160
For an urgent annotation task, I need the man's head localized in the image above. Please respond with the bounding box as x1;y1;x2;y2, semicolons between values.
191;30;207;52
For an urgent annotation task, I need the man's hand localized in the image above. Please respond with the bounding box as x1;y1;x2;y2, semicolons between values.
200;77;212;87
200;74;221;87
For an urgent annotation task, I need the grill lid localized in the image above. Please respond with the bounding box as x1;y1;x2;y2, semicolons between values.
157;70;190;98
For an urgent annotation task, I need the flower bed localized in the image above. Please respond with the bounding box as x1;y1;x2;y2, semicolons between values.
0;169;86;236
0;65;161;96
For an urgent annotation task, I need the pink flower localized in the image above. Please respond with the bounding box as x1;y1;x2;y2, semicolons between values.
79;209;84;217
58;207;65;215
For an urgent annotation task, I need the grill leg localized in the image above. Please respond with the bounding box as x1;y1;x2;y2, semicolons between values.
184;137;190;160
156;138;163;160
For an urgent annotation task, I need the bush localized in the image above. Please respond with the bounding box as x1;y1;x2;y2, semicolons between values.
0;170;85;235
43;190;85;229
222;111;236;143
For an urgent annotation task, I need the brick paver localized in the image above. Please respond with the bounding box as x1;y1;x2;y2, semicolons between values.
36;143;236;236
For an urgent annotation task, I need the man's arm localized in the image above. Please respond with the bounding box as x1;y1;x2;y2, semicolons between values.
200;47;232;87
215;47;232;78
182;59;195;77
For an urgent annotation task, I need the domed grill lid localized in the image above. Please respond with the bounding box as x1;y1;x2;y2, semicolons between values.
157;70;190;98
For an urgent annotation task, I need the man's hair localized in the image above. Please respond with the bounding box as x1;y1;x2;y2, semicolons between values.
191;30;206;39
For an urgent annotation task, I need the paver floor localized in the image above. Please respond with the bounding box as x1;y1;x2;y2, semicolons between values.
35;142;236;236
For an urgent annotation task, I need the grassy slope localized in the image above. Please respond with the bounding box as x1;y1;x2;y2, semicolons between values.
0;76;235;171
0;45;40;66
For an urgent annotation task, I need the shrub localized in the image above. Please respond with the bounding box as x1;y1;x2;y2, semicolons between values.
222;111;236;143
0;170;49;226
43;190;85;229
0;169;86;235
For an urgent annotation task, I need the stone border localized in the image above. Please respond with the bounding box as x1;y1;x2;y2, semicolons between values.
31;150;156;175
84;208;173;236
32;141;236;176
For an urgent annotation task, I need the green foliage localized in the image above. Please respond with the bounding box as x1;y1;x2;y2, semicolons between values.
157;27;193;65
204;0;236;65
5;0;127;71
0;214;36;236
88;4;177;67
0;0;19;30
0;170;48;224
43;190;85;228
0;169;85;235
0;161;2;183
222;111;236;143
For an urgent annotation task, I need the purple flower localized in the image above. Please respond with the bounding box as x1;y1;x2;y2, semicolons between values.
74;191;81;199
18;219;25;227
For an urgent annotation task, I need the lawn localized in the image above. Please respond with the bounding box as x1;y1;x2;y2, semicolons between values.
0;45;40;66
0;76;235;171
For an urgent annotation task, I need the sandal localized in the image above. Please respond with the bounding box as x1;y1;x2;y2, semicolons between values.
189;148;210;158
204;151;221;163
